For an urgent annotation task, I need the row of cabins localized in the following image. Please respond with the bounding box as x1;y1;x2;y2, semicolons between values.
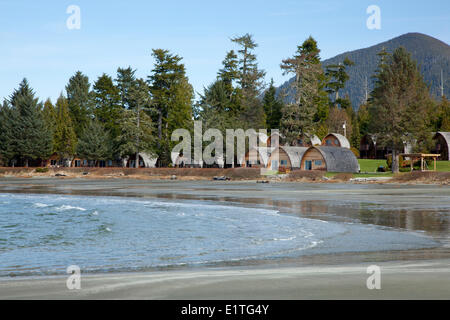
2;132;448;169
241;133;359;173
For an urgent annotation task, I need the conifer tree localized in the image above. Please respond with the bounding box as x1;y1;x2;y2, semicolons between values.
116;67;137;109
280;36;326;144
0;100;14;165
66;71;93;137
148;49;193;166
7;79;52;167
77;120;113;165
369;47;432;172
231;34;266;129
93;73;122;138
263;79;283;130
53;94;77;163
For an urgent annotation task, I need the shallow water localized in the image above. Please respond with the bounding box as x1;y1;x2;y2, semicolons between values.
0;192;440;277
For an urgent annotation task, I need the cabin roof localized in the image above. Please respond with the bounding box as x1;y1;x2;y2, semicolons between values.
313;146;359;173
434;132;450;147
323;133;351;149
280;146;309;168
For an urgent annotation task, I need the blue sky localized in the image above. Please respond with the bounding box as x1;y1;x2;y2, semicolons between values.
0;0;449;103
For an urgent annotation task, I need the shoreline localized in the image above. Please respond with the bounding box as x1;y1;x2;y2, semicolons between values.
1;259;449;299
0;178;448;299
0;166;449;185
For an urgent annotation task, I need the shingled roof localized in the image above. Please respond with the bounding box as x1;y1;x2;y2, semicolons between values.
323;133;351;149
281;146;309;168
314;146;359;173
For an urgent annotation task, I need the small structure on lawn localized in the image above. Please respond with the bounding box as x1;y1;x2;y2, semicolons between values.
322;133;350;149
301;146;359;173
400;153;441;172
267;146;308;171
432;132;450;160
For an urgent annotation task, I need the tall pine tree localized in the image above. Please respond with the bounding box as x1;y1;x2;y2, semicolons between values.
53;94;77;163
148;49;193;166
7;79;52;167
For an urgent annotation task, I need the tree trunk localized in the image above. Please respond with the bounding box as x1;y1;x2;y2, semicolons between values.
25;159;29;168
392;149;400;173
135;152;139;168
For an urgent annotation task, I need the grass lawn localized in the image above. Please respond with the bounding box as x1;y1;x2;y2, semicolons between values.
358;159;387;173
436;161;450;172
358;159;450;173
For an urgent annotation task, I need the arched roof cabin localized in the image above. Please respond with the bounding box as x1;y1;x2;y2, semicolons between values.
301;146;359;173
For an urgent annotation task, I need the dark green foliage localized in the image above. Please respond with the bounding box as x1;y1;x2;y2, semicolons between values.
66;71;93;137
53;94;77;160
369;47;433;172
231;34;266;129
280;36;326;144
5;79;53;166
116;66;137;109
148;49;194;166
93;73;122;138
77;120;113;162
263;80;283;130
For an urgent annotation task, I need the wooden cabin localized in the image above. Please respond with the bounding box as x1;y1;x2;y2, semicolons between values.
267;146;308;171
301;146;359;173
242;147;274;168
322;133;350;149
359;134;392;159
432;132;450;160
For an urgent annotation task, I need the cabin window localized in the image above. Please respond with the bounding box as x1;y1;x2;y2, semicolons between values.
334;139;339;145
297;139;303;145
108;160;112;166
314;160;322;166
280;160;288;165
50;160;57;166
326;139;332;146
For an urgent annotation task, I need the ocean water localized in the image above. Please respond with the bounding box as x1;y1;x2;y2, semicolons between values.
0;193;439;277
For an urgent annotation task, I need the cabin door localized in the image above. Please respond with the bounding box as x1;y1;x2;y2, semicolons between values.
305;160;312;170
271;160;278;171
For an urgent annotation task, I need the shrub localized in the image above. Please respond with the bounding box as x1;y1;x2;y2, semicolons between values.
35;167;49;173
350;147;360;158
386;154;404;170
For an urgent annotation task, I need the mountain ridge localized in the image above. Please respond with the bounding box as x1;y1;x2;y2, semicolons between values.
276;32;450;109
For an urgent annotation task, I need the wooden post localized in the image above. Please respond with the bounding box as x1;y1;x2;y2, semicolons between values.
434;157;437;171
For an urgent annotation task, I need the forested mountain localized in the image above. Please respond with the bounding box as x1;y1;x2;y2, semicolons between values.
277;33;450;109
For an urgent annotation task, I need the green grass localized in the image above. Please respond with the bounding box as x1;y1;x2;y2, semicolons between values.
436;161;450;172
358;159;387;173
355;159;450;178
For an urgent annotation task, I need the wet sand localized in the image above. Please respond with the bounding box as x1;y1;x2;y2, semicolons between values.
0;178;449;299
1;259;449;299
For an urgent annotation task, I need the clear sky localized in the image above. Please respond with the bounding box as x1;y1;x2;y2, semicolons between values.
0;0;449;103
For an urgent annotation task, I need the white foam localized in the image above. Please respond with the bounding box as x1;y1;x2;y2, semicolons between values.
56;205;87;211
33;203;49;208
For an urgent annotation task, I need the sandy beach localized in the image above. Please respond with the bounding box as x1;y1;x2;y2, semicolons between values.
0;178;448;299
1;259;449;299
